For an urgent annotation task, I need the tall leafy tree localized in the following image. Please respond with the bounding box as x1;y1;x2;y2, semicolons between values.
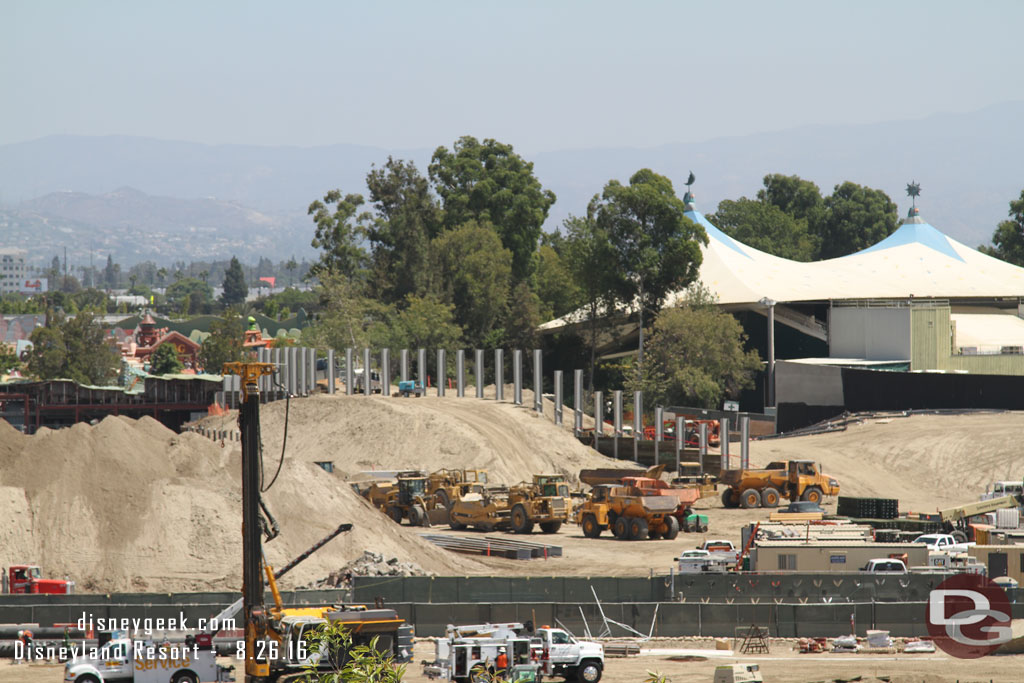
563;206;620;391
532;243;579;321
199;312;246;373
628;288;762;408
103;254;120;288
709;198;818;261
26;311;120;384
429;221;512;346
595;169;706;376
308;190;369;280
429;136;555;281
221;256;248;305
383;294;463;350
978;188;1024;266
364;157;441;304
149;342;184;375
165;278;213;315
757;173;825;227
816;182;899;258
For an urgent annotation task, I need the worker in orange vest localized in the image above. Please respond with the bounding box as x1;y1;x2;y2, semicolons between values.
495;647;508;679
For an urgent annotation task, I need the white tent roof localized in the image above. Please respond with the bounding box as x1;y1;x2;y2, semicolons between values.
541;203;1024;332
669;206;1024;306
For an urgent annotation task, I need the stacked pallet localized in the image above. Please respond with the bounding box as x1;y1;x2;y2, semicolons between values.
837;496;899;519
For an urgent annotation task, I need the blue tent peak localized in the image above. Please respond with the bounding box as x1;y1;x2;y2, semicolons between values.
685;209;752;260
854;219;965;262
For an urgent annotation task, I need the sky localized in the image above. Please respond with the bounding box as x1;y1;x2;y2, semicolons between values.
2;0;1023;153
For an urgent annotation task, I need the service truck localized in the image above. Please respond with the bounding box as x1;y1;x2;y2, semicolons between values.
424;622;604;683
63;636;232;683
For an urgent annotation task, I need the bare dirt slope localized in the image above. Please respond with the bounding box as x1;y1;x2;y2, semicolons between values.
0;393;624;592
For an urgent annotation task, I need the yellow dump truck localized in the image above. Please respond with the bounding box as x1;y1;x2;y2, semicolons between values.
719;459;840;509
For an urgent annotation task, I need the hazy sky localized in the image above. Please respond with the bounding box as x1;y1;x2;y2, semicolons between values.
3;0;1022;153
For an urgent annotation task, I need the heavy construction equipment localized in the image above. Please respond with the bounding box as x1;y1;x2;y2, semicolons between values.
719;460;840;509
575;484;680;540
938;493;1024;542
507;474;573;534
2;564;74;594
382;472;450;526
396;379;425;397
429;469;490;510
448;485;511;531
619;476;707;532
224;361;411;682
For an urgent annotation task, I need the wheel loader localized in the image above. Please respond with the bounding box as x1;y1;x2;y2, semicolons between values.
428;468;490;510
507;474;574;534
575;484;681;541
382;473;450;526
719;459;840;509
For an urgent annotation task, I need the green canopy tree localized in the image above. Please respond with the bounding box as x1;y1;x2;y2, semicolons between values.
533;243;579;321
978;188;1024;266
198;312;246;373
165;278;213;315
709;197;818;261
816;182;899;259
595;169;706;377
26;311;120;384
149;342;184;375
758;173;825;227
220;256;248;306
429;221;512;346
628;288;762;408
563;206;620;391
364;157;441;304
303;273;390;351
308;190;370;281
383;294;463;350
429;136;555;281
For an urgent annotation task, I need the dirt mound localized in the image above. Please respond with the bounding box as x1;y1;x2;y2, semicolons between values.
0;393;623;592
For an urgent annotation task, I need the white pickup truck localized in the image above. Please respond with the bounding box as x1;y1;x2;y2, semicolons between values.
63;637;232;683
912;533;974;554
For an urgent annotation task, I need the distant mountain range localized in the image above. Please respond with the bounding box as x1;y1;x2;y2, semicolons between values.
2;101;1022;267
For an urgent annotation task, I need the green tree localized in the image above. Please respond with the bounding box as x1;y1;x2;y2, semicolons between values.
628;287;762;408
304;273;389;351
978;188;1024;266
429;136;555;281
708;197;818;261
384;294;463;350
308;190;369;281
0;344;21;374
502;281;544;350
104;254;120;288
149;342;184;375
26;311;120;384
198;312;245;372
301;621;405;683
365;157;441;304
429;221;512;346
165;278;213;315
757;173;825;227
816;182;899;259
595;169;706;377
563;207;620;391
533;243;579;321
221;256;248;305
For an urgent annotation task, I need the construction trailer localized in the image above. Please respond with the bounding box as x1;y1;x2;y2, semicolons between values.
749;541;929;572
967;545;1024;583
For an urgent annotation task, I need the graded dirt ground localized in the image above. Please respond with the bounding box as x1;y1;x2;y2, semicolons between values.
3;396;1024;590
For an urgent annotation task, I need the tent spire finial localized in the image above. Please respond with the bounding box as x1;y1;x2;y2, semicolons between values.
683;171;696;210
906;181;922;216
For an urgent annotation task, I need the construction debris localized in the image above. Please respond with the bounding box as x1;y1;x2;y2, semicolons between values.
303;550;430;588
420;534;563;560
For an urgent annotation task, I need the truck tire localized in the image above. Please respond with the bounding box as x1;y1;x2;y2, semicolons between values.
761;487;781;508
172;673;199;683
628;517;649;540
386;506;404;524
801;486;824;504
740;488;762;509
409;505;427;526
511;504;535;534
76;677;100;683
435;489;451;510
614;516;629;539
721;488;739;508
577;660;603;682
952;530;968;544
582;514;602;538
540;520;562;534
663;515;680;540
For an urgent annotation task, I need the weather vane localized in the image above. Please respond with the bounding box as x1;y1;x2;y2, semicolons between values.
686;171;696;189
906;181;921;209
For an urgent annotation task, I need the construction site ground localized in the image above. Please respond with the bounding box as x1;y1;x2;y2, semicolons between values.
2;643;1021;683
3;394;1024;590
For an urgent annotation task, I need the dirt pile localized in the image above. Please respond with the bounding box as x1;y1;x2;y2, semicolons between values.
303;550;429;590
0;393;623;592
